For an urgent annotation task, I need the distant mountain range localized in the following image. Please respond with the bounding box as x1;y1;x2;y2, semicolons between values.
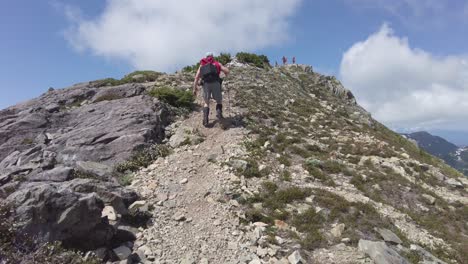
402;131;468;176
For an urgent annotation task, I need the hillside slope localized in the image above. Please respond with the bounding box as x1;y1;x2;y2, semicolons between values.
0;61;466;264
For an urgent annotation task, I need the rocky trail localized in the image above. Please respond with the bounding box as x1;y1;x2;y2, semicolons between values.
129;101;254;263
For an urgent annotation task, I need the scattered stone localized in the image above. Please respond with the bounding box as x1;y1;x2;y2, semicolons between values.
138;245;152;256
207;154;217;162
92;247;108;260
113;245;132;260
173;212;186;221
444;178;463;188
128;200;147;213
157;193;168;202
249;259;261;264
256;247;268;257
180;178;188;184
268;247;278;257
375;228;403;244
230;159;249;171
200;258;209;264
288;250;305;264
422;194;436;205
275;236;285;245
253;203;263;210
254;222;269;228
358;239;408;264
180;255;196;264
102;205;117;221
276;257;290;264
274;220;289;230
331;223;346;238
341;238;351;243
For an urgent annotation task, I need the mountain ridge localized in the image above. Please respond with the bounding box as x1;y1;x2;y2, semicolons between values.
403;131;468;176
0;58;466;264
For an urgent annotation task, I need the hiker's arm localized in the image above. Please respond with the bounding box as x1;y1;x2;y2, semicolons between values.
220;64;229;76
193;66;201;95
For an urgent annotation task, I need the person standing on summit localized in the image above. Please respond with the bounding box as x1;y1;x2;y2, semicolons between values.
193;52;230;127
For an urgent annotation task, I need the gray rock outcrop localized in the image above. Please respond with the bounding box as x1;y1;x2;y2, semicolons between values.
358;240;409;264
0;81;171;251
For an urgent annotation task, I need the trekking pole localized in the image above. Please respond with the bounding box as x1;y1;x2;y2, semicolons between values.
227;81;232;118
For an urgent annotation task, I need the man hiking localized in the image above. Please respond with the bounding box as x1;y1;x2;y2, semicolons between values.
193;52;230;127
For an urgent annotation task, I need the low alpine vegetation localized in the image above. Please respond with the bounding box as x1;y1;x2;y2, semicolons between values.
236;52;270;68
91;70;162;87
115;144;171;173
182;53;232;73
148;86;194;109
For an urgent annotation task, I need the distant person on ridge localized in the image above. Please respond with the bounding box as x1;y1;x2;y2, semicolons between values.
193;52;230;127
282;56;287;65
292;56;296;64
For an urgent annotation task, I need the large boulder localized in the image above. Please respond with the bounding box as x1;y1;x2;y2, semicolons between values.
0;81;169;251
5;179;137;250
358;240;408;264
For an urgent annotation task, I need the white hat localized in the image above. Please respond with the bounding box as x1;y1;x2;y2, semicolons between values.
205;52;214;57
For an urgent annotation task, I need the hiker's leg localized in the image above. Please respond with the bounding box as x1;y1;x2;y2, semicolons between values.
211;82;223;119
202;84;211;126
202;84;210;108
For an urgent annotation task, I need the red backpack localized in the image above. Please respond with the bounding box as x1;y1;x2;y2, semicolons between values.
200;57;221;83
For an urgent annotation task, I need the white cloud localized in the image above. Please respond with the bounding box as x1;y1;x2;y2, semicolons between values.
340;24;468;131
63;0;302;71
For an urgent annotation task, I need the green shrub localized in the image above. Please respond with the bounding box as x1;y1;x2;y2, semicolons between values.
281;170;292;181
236;52;270;68
148;86;194;109
118;173;133;186
292;208;325;249
91;78;122;87
215;53;232;65
72;170;99;180
115;144;171;173
289;145;311;158
262;181;278;193
278;155;292;166
244;159;261;178
121;70;161;83
321;160;344;174
182;63;200;73
91;71;162;87
182;53;231;73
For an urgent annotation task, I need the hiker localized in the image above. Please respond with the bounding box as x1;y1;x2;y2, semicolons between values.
193;52;230;127
282;56;287;65
292;56;296;64
275;61;278;67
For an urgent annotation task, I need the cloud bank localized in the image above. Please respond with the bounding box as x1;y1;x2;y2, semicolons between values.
64;0;302;71
340;24;468;131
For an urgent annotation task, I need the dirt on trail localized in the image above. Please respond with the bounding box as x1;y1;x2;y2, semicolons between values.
129;100;255;264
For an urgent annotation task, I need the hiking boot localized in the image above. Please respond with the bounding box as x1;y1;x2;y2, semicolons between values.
216;104;224;119
203;107;209;127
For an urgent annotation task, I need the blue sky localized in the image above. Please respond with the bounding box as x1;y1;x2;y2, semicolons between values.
1;0;468;144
